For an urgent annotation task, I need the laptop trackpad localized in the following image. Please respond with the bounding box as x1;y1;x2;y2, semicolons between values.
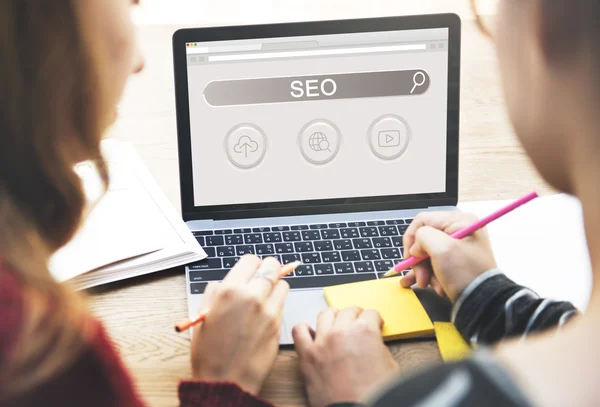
280;289;329;345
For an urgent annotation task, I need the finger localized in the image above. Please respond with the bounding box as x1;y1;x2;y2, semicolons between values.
333;306;362;329
222;254;262;285
400;270;416;288
246;257;282;299
264;279;290;317
412;226;457;258
198;282;219;310
292;323;315;355
316;307;338;337
430;275;446;297
414;263;431;289
358;309;384;332
403;211;476;254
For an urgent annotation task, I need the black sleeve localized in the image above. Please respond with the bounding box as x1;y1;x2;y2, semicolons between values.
367;352;532;407
452;270;578;345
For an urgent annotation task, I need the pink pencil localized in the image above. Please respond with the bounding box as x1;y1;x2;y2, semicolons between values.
383;191;539;278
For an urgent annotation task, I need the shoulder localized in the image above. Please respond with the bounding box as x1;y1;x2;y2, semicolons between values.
0;259;25;357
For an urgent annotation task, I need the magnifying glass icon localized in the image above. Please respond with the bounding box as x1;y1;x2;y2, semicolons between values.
410;71;426;94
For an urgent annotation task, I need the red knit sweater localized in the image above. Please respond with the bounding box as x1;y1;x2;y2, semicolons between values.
0;261;272;407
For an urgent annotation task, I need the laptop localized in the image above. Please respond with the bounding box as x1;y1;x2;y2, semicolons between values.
172;14;461;344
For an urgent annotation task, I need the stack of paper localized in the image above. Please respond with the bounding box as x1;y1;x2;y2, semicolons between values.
49;139;206;290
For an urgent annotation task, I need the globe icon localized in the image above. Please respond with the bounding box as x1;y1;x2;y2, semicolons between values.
308;132;331;152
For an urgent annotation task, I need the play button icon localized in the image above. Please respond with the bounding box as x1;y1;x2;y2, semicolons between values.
368;115;411;160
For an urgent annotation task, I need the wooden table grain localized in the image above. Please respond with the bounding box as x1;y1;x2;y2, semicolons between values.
92;15;554;407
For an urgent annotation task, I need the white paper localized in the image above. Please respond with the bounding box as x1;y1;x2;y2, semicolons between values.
458;194;592;310
49;154;165;282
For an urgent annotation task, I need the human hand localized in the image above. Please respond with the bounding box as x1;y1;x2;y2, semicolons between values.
400;211;497;301
190;255;290;395
292;307;399;407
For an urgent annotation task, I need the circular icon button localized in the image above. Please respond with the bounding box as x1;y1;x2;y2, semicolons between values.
368;115;411;161
298;119;341;165
225;123;267;169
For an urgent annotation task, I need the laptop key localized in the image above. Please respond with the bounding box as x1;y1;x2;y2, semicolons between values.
341;250;360;262
193;230;213;236
367;220;385;226
214;229;232;235
334;262;355;274
321;229;340;239
244;234;263;244
190;269;228;282
272;226;290;231
225;235;243;245
295;265;315;276
381;248;401;260
379;226;398;236
189;258;222;270
314;264;334;275
255;244;274;255
195;236;205;246
216;246;235;257
347;222;366;227
283;231;302;242
352;238;372;249
283;273;375;289
203;247;216;257
234;228;251;233
405;219;414;224
386;219;405;225
355;261;375;273
236;245;255;255
392;236;403;247
302;230;321;240
373;237;392;248
301;253;321;264
223;257;240;268
314;240;333;251
294;242;314;252
374;260;394;271
398;225;409;234
360;249;381;260
264;232;282;243
190;282;208;294
275;243;294;254
291;225;309;230
205;236;224;246
359;227;379;237
333;239;352;250
282;253;301;264
321;251;341;263
328;222;347;228
253;227;270;232
340;228;359;238
309;224;328;229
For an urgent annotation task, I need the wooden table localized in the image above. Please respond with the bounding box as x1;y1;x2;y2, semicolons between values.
91;15;553;407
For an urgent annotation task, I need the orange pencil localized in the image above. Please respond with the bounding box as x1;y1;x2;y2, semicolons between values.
175;261;302;333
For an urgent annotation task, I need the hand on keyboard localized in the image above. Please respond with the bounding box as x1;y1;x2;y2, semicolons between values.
190;255;290;395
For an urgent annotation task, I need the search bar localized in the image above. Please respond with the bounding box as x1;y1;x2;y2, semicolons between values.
204;70;430;107
207;43;427;62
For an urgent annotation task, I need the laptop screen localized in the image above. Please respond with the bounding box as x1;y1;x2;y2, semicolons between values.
185;27;449;208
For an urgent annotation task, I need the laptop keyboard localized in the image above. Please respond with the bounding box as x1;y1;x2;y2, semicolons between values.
188;218;413;294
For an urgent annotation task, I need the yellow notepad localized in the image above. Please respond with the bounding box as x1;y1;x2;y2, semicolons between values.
434;322;471;362
323;277;434;341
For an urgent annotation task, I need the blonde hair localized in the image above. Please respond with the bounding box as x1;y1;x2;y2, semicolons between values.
0;0;109;398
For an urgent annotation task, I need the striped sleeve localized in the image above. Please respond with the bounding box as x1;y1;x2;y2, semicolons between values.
452;269;578;345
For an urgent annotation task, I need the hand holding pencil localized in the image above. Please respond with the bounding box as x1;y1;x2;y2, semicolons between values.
392;192;538;301
184;255;297;396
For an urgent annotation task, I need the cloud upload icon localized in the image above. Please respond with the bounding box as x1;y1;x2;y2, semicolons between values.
233;135;259;158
